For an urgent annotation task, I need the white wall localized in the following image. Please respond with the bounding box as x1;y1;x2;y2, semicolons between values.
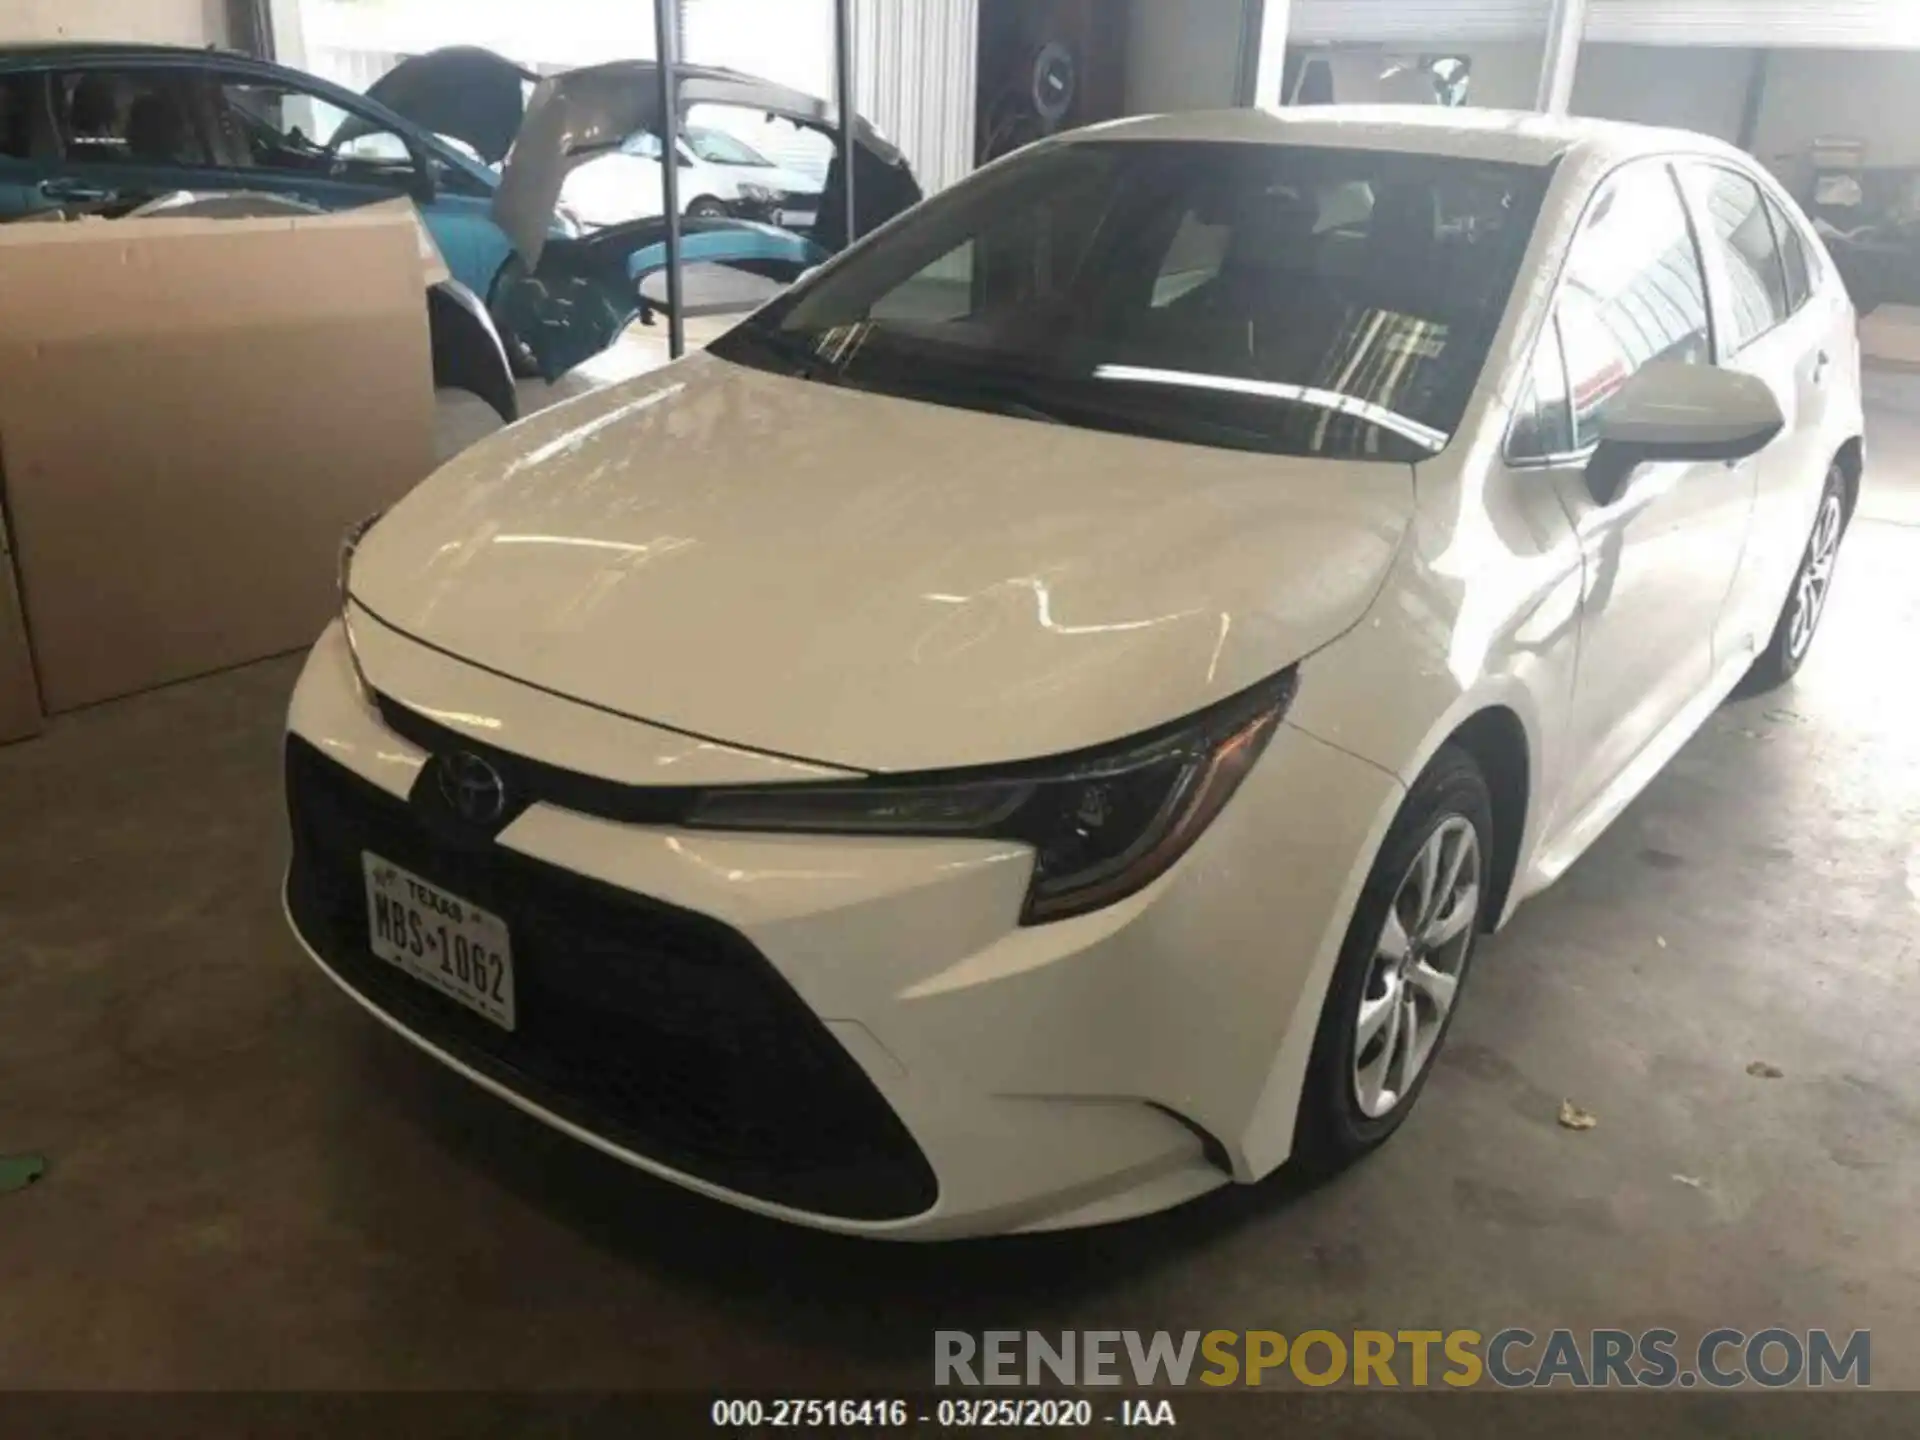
851;0;978;195
1125;0;1250;114
1752;49;1920;170
1571;43;1755;142
1458;40;1546;108
0;0;225;45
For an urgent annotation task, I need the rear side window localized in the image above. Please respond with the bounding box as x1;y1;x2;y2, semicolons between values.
1766;193;1814;313
1697;167;1791;350
1556;161;1713;450
1;74;40;160
56;68;211;166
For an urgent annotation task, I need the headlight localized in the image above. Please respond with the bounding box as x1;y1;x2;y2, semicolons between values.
736;182;777;204
687;670;1297;923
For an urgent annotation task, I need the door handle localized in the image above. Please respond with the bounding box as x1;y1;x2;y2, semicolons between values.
1812;350;1832;386
38;178;114;203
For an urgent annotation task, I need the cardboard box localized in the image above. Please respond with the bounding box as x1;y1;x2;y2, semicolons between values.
0;205;434;718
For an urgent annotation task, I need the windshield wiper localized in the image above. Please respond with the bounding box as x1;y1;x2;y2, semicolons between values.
727;321;833;379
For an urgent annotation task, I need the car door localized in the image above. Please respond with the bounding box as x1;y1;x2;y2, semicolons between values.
199;68;510;297
1524;158;1757;838
1679;162;1845;654
4;61;234;214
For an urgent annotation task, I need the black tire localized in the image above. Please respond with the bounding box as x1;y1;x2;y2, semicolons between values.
1744;462;1849;693
686;196;728;219
1294;745;1493;1175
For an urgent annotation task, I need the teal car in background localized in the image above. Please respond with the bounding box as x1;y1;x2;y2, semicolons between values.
0;43;828;380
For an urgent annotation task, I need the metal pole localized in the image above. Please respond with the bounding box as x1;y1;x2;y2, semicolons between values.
654;0;685;358
1534;0;1589;116
834;0;856;248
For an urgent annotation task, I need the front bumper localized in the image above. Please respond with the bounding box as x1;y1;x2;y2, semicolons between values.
282;616;1400;1237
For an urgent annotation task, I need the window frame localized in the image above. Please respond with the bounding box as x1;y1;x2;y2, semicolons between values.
1681;160;1801;358
1763;190;1814;315
1503;154;1716;470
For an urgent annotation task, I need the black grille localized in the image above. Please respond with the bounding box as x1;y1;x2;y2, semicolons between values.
285;736;936;1221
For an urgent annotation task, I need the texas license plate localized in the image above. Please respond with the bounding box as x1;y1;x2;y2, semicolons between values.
362;853;515;1030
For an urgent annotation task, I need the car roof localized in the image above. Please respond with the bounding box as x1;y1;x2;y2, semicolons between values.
1068;105;1749;171
0;42;238;63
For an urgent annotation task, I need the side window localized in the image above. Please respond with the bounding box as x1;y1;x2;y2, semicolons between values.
215;79;417;189
1765;193;1814;314
56;69;211;166
1;74;41;160
1507;317;1573;462
1557;162;1712;450
1696;167;1791;350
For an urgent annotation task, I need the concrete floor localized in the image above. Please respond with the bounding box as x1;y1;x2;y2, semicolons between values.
3;376;1919;1404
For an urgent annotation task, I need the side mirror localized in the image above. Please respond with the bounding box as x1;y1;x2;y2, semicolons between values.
1585;360;1785;506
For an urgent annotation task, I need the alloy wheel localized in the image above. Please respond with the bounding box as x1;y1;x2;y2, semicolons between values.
1352;815;1480;1119
1787;492;1844;663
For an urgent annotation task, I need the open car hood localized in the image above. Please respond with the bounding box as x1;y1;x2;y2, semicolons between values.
363;46;536;166
493;60;908;266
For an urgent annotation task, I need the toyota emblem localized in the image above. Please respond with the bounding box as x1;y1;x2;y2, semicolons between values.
436;751;508;826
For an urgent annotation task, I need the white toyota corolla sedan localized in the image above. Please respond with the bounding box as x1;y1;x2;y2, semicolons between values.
285;108;1863;1238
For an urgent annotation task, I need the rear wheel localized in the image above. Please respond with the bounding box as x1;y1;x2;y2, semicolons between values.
1745;463;1848;692
1295;746;1492;1173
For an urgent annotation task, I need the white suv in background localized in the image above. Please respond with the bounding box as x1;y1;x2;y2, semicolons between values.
560;126;820;229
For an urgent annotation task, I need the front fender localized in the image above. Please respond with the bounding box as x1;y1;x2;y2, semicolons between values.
427;279;518;423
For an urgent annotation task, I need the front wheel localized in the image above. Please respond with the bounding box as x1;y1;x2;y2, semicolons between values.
1745;464;1849;692
686;196;728;219
1294;746;1492;1174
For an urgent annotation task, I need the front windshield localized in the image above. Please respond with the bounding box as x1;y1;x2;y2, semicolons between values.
710;140;1550;462
688;127;773;167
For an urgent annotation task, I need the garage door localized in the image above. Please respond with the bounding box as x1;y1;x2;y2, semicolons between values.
1291;1;1548;44
1296;0;1920;49
1588;1;1920;48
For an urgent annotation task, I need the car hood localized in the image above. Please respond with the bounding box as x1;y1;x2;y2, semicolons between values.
349;353;1413;773
493;60;908;266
